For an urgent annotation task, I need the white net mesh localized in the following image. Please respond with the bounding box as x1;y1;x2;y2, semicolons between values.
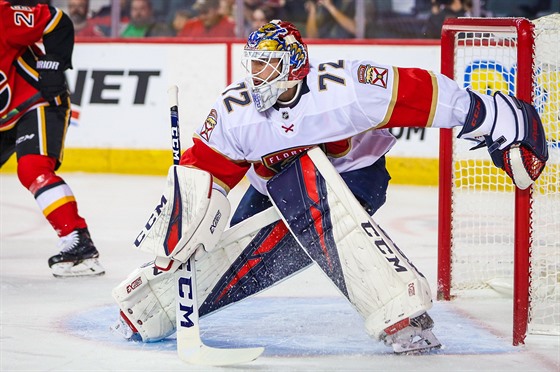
451;28;518;289
449;15;560;336
528;13;560;336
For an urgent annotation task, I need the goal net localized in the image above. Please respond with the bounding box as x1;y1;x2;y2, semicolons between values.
437;14;559;345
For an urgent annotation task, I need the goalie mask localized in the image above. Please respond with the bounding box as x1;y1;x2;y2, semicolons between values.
242;20;310;112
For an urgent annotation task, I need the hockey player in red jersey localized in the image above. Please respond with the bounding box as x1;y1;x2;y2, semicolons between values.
0;0;105;277
111;20;548;355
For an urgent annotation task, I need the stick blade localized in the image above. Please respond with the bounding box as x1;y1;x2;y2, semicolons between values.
177;325;264;366
179;345;264;366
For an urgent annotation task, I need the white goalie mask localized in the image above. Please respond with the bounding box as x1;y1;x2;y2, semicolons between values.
241;20;310;112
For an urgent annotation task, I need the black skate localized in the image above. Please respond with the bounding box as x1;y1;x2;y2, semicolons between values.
381;312;442;354
48;228;105;278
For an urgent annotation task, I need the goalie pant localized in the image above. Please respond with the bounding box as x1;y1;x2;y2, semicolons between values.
112;150;433;344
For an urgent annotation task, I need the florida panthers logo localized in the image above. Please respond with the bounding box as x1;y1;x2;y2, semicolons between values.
200;109;218;142
287;41;307;76
262;145;311;174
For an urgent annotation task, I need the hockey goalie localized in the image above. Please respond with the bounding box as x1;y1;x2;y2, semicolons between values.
111;20;548;355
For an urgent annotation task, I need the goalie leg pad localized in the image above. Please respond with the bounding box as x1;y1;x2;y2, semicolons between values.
197;207;312;316
112;258;181;342
133;165;231;262
267;147;434;341
458;90;548;189
114;207;310;343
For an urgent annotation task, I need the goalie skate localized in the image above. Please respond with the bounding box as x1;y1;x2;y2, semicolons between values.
110;312;143;342
48;228;105;278
381;312;442;354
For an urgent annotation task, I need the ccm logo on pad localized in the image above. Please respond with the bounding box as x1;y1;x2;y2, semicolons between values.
361;220;408;273
134;195;167;247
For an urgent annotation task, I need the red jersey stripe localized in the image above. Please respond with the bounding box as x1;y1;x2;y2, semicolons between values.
180;137;250;193
324;138;352;158
380;68;438;128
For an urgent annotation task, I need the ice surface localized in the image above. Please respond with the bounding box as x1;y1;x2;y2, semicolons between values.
1;173;558;371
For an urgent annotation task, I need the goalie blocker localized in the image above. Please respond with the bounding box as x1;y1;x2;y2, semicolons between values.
133;165;230;262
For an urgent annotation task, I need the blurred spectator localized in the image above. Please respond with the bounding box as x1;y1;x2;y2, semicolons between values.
251;5;274;29
305;0;356;38
152;0;194;23
462;0;473;16
519;0;552;18
278;0;306;29
76;0;130;37
422;0;466;38
220;0;236;18
68;0;89;34
121;0;174;37
93;0;130;19
178;0;235;38
241;0;285;35
171;9;192;35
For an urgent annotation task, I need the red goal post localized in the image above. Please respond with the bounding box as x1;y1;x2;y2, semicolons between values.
437;16;559;346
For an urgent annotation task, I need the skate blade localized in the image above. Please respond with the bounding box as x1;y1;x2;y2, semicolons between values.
392;331;442;355
109;317;143;342
51;258;106;278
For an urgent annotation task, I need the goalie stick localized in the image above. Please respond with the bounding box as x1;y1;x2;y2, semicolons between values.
168;85;264;366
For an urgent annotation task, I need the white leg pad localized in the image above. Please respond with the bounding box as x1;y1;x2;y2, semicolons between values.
112;207;285;343
112;258;181;342
267;148;434;341
133;166;231;262
330;215;433;341
364;278;432;340
195;206;281;301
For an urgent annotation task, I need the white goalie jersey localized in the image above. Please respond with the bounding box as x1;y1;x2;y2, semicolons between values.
180;58;472;194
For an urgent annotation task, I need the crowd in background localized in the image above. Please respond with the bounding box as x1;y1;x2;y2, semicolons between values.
47;0;558;39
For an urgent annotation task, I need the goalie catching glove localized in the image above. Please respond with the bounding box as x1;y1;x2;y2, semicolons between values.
36;54;68;102
458;90;548;190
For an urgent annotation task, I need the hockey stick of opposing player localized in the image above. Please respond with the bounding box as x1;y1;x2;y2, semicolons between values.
168;85;264;366
0;92;42;125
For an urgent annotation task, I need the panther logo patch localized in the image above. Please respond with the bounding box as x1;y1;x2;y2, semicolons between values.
200;109;218;142
357;65;388;89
